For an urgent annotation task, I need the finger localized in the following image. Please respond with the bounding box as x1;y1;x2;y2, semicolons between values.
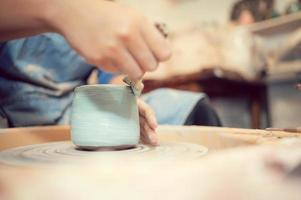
125;32;158;72
139;116;159;146
97;59;118;72
112;45;144;80
139;116;150;144
141;21;172;62
137;99;157;130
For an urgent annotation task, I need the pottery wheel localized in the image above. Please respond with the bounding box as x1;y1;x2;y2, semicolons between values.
0;141;208;167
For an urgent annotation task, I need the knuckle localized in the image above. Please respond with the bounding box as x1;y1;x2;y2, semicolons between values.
143;123;149;130
106;43;120;55
118;27;134;42
119;32;131;42
157;48;172;61
139;54;158;72
101;48;120;62
135;71;144;79
145;60;158;71
129;69;143;80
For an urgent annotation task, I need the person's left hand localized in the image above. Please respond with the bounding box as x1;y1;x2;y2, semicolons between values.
137;98;158;146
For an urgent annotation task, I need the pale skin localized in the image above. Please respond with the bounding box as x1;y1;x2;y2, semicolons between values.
0;0;170;145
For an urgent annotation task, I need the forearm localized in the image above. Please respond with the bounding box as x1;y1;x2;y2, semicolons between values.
0;0;171;80
0;0;55;41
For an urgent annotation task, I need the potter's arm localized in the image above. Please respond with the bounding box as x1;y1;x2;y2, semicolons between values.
0;0;54;40
0;0;171;80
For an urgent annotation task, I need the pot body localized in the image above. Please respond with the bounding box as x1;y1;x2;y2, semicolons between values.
71;85;139;149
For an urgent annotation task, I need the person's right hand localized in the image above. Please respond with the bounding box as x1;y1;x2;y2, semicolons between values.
50;0;171;80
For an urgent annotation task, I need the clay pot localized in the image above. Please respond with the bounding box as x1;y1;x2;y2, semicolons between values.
70;85;139;149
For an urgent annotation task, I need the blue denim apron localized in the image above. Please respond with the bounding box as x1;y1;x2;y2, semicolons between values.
0;33;93;127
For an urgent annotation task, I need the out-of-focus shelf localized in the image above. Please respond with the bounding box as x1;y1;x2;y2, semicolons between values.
144;68;270;129
248;12;301;36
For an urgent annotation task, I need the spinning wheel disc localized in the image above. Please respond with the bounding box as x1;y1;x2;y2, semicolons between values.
0;141;208;167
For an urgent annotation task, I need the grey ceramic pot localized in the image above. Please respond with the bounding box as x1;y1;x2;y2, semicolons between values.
70;85;139;149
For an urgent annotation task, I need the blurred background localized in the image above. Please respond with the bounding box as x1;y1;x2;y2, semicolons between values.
104;0;301;129
116;0;298;28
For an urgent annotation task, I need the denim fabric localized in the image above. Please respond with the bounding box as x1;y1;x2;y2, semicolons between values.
0;33;94;127
98;71;115;84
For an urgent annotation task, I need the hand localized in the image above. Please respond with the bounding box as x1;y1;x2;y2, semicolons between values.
137;98;158;146
51;0;171;80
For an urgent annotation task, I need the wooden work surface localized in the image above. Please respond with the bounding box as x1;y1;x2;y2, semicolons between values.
0;125;301;200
